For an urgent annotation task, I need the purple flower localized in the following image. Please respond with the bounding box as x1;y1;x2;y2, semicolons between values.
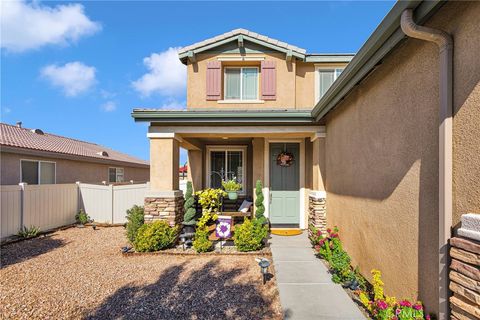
399;300;412;307
413;303;423;311
376;300;388;310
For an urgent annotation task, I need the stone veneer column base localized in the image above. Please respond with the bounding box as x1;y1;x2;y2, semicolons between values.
308;191;327;237
144;192;184;227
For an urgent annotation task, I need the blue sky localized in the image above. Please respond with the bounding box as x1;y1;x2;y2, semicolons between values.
1;0;395;165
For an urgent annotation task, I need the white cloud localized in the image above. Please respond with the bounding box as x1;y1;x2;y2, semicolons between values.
100;89;116;99
1;0;101;52
41;61;96;97
101;101;116;112
2;106;12;114
132;47;186;97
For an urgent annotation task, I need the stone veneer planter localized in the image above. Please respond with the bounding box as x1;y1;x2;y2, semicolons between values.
449;213;480;320
308;191;327;236
144;193;184;227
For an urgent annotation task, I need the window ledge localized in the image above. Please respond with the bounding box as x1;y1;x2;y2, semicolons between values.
218;100;265;104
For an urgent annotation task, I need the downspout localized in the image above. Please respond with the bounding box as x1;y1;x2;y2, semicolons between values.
401;9;453;320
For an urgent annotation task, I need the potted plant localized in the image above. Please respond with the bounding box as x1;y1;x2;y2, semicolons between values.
222;179;242;200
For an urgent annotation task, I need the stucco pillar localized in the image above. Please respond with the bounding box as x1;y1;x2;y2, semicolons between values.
144;136;183;227
309;138;327;235
187;149;203;191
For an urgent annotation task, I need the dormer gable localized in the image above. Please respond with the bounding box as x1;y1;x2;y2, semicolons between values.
178;28;306;64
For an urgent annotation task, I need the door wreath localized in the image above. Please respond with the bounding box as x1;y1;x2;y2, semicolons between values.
276;151;295;167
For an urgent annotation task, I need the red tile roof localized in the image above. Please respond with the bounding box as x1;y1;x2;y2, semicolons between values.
0;123;148;166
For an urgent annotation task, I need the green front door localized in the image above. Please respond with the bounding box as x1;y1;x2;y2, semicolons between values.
269;143;300;226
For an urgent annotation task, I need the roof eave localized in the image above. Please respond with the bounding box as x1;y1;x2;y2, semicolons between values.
311;0;446;121
131;110;315;124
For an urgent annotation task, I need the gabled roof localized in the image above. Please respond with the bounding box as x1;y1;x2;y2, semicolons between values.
178;28;307;64
0;123;149;167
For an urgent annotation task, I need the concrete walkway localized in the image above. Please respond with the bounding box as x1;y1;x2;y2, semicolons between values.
270;232;365;320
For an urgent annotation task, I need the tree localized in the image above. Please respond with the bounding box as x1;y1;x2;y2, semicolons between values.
255;180;265;220
183;181;197;225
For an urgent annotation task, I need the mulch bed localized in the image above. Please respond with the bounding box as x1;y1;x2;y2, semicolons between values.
0;227;282;320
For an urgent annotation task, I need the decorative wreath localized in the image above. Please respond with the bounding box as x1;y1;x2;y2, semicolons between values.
276;151;295;167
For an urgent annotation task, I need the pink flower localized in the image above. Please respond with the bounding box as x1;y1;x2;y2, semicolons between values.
326;228;332;234
395;308;401;315
413;303;422;311
426;315;431;320
316;230;322;236
399;300;412;307
376;300;388;310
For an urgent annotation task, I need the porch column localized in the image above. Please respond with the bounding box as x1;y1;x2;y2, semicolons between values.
187;150;203;191
309;137;327;235
144;135;184;227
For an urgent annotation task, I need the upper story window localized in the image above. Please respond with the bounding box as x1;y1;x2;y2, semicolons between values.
109;167;124;183
316;67;344;102
21;160;56;184
224;67;259;101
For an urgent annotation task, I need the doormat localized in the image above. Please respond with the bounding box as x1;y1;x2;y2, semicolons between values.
271;229;303;236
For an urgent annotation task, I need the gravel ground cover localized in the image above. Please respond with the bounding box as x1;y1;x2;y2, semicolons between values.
0;227;282;320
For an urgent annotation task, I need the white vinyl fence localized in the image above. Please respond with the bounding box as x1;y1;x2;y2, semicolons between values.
1;182;149;240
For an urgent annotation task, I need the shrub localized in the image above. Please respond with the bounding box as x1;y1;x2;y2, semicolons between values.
18;226;40;238
234;218;268;252
193;226;212;252
358;269;429;320
134;220;178;252
125;205;144;244
75;209;90;225
183;181;197;226
254;180;265;220
195;188;226;212
222;179;242;192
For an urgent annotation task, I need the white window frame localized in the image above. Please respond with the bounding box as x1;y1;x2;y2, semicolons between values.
223;67;259;101
19;159;56;184
205;145;247;195
108;167;124;183
315;66;345;103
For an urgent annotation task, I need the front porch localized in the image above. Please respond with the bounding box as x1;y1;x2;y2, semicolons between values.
143;119;328;232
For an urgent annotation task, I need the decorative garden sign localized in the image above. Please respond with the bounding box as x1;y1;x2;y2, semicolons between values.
276;151;295;167
216;216;232;239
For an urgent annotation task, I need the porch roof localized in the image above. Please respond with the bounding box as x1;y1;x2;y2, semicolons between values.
131;109;315;125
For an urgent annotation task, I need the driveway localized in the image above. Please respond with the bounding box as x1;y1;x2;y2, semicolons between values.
0;227;282;320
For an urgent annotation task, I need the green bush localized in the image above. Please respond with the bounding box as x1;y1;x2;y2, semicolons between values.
254;180;265;220
193;226;213;253
75;209;90;225
234;218;268;252
221;179;242;191
18;226;40;238
134;220;178;252
125;205;144;244
183;181;197;226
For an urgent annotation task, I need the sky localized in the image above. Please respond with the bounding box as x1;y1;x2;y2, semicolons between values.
1;0;395;166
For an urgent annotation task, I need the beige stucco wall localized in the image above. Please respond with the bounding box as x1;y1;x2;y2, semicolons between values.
187;51;347;110
1;152;149;185
322;1;480;315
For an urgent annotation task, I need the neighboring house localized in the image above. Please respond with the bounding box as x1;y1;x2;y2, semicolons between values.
0;122;149;185
132;1;479;317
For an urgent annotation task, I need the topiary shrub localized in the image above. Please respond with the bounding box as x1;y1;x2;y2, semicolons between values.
234;218;268;252
125;205;144;244
255;180;265;220
193;226;213;252
183;181;197;226
134;220;178;252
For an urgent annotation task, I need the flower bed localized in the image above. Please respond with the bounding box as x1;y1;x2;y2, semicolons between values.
309;226;433;320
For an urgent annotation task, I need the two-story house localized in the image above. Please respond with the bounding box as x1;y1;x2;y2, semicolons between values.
133;28;352;230
133;0;480;316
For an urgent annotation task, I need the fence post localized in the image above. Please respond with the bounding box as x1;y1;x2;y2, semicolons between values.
110;184;114;224
75;181;81;212
18;182;27;230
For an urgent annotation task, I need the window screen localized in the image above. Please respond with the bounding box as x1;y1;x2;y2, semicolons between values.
21;161;39;184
